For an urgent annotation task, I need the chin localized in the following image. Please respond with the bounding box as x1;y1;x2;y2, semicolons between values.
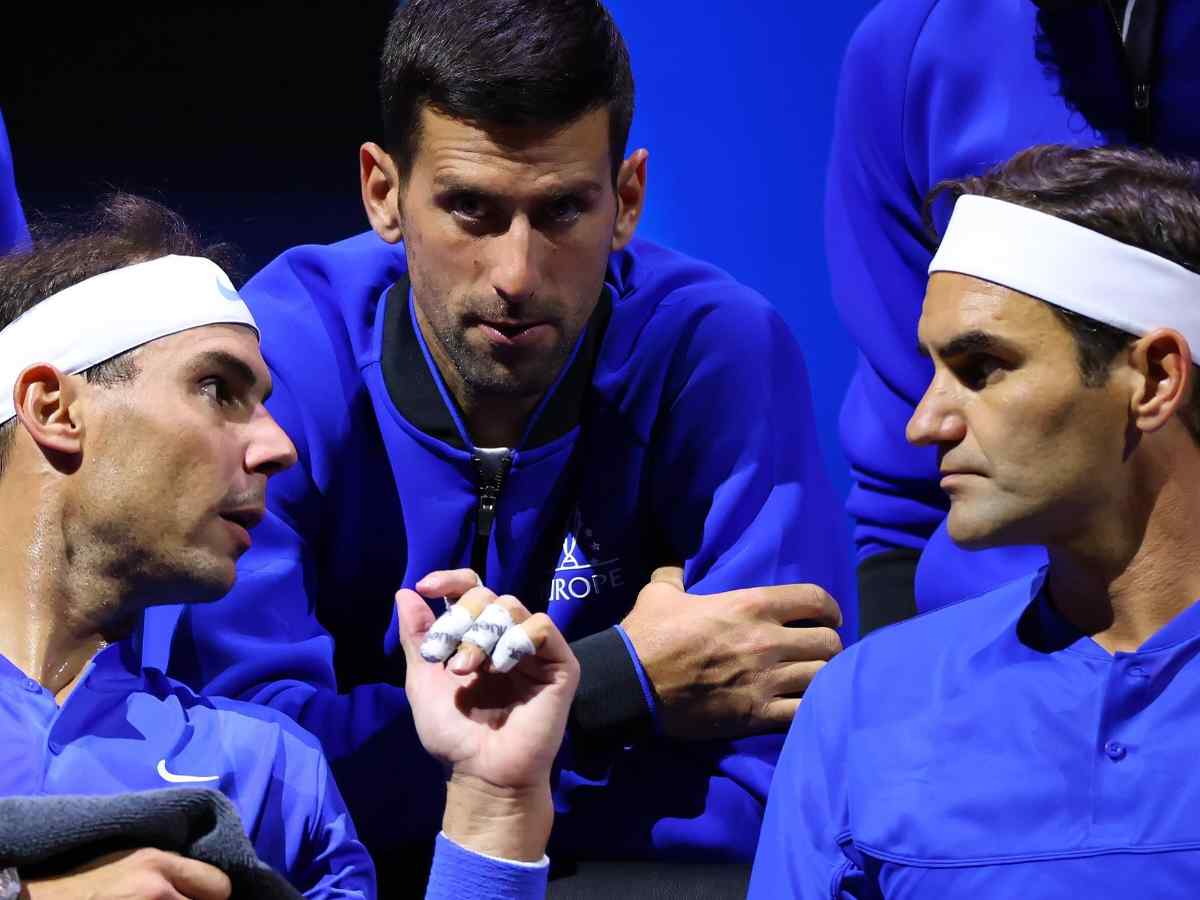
947;508;1040;552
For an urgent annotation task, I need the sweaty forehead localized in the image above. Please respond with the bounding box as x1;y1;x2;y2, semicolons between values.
919;272;1062;346
138;323;265;376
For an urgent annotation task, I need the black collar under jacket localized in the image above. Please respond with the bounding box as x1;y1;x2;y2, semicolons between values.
379;274;613;452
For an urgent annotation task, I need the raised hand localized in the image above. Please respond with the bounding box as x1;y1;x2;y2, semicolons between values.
397;571;579;860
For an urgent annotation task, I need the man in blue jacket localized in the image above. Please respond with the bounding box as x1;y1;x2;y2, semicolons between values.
752;144;1200;896
142;0;851;880
0;193;580;900
829;0;1200;629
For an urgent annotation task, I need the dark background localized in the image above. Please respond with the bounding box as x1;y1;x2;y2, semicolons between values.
4;2;877;629
3;3;397;274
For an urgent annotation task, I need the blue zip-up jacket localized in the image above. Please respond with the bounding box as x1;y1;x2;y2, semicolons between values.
142;231;850;861
830;0;1200;614
0;638;374;898
0;110;29;254
749;568;1200;897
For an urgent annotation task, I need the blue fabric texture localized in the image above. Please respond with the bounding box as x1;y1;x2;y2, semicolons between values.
0;642;375;898
749;570;1200;897
142;231;851;861
426;834;548;900
0;110;29;254
828;0;1200;610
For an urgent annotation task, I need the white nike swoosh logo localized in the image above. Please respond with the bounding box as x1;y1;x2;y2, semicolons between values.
157;759;220;784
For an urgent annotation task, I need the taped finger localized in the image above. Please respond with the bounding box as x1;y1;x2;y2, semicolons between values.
460;602;514;656
419;604;477;663
491;623;536;673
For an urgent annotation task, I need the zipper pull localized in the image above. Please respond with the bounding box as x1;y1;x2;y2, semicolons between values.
1133;82;1150;111
470;447;513;578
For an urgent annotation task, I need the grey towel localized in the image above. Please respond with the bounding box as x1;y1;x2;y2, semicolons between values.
0;788;301;899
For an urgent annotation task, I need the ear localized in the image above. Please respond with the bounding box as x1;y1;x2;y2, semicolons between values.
611;148;648;252
1128;328;1192;434
360;142;405;244
11;364;85;458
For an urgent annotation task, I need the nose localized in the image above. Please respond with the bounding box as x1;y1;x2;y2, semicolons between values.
906;375;967;447
489;216;540;304
245;406;298;478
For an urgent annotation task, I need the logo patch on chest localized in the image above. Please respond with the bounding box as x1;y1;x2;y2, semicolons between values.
549;512;624;603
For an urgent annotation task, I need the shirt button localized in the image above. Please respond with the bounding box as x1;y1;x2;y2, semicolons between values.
47;740;62;755
22;678;40;693
1128;666;1148;679
1104;741;1127;761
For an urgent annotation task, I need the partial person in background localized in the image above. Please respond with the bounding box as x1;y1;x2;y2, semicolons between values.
829;0;1200;631
0;111;28;253
0;194;577;900
141;0;849;893
753;144;1200;896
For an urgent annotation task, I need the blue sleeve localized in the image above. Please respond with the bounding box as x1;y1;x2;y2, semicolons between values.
425;834;548;900
747;664;878;900
826;0;947;562
295;750;378;899
0;110;29;254
652;290;852;615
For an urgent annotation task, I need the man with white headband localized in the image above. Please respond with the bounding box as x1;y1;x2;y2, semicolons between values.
0;194;578;900
748;144;1200;896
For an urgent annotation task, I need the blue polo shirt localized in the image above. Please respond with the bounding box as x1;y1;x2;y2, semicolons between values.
749;568;1200;897
0;638;374;898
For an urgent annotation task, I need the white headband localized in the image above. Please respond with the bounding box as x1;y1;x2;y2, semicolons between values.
929;194;1200;352
0;255;258;424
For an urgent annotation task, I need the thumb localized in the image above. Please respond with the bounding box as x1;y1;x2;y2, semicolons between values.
395;588;437;667
649;565;685;592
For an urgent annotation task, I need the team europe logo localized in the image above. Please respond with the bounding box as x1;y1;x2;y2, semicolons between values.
548;509;624;603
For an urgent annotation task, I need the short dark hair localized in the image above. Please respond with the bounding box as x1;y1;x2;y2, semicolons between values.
379;0;635;182
0;193;241;477
925;144;1200;442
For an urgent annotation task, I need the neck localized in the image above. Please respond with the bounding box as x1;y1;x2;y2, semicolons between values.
413;307;542;449
460;390;540;449
0;474;126;702
1047;451;1200;653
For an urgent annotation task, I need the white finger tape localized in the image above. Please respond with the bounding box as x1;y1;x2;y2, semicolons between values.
460;603;514;656
491;625;536;674
419;604;476;663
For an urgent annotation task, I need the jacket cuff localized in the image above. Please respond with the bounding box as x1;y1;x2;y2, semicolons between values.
568;626;656;747
426;833;548;900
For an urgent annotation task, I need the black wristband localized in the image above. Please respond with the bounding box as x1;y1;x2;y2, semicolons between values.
568;628;656;748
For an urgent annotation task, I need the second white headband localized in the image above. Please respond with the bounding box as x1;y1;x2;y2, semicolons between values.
930;195;1200;351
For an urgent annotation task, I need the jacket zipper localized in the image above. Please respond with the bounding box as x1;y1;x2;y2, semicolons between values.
470;447;513;580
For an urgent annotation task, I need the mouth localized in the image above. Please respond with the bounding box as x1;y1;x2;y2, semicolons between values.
219;507;265;531
474;318;554;349
939;470;984;489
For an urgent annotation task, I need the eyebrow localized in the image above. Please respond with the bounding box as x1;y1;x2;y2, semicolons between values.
918;330;1020;360
189;350;273;402
431;174;604;199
